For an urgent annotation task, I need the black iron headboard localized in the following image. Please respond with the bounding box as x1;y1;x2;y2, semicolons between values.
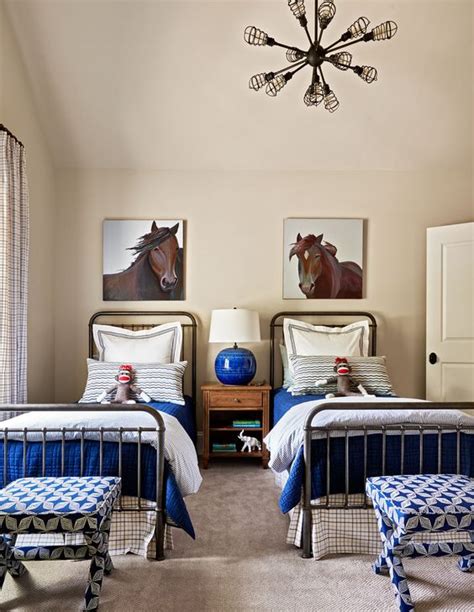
88;310;197;402
269;311;377;388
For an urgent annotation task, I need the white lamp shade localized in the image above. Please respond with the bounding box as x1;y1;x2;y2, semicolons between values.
209;309;261;344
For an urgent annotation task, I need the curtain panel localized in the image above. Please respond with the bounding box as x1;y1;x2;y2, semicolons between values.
0;126;29;418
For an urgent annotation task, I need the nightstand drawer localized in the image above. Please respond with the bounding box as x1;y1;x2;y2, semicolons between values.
209;390;263;408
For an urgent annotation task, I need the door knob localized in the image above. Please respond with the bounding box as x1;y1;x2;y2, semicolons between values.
428;352;438;365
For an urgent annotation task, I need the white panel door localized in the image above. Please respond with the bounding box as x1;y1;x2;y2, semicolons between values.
426;222;474;408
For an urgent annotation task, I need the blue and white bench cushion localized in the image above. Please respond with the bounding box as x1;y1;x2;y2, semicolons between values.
0;477;121;534
366;474;474;612
0;477;121;611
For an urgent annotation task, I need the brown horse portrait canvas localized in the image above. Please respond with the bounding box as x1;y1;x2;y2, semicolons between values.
103;219;185;301
283;218;363;299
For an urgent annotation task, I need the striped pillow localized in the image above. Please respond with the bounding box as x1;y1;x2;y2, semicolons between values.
79;359;187;405
289;355;394;397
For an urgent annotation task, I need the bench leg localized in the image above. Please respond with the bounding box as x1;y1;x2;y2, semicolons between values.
0;536;27;589
458;532;473;572
385;551;414;612
83;527;110;611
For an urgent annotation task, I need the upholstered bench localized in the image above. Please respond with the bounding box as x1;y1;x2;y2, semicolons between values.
0;476;121;611
366;473;474;612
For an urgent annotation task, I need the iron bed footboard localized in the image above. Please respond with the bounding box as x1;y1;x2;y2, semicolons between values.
0;404;167;561
301;401;474;558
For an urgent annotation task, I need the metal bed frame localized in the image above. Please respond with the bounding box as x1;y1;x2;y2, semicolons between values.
301;401;474;558
0;310;198;562
269;311;474;558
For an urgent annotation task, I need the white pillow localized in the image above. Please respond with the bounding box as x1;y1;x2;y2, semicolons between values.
79;359;187;405
283;318;370;359
93;322;182;363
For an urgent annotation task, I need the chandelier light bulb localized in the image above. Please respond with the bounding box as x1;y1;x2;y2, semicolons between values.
304;82;324;106
244;26;274;46
344;17;370;40
286;48;305;62
288;0;306;20
318;1;336;30
266;74;291;97
353;65;378;83
368;21;398;41
329;52;352;71
249;72;274;91
323;85;340;112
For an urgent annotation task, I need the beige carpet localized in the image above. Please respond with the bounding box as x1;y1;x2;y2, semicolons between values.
1;463;472;611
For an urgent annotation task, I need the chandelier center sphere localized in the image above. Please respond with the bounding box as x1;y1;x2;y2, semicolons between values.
307;45;325;68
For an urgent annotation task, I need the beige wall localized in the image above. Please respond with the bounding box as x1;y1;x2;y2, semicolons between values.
0;3;56;401
54;168;472;424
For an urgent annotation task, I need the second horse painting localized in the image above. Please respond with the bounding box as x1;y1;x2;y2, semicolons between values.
283;218;363;299
103;219;185;301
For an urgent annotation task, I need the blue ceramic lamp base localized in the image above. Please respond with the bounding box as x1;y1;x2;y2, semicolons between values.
214;345;256;386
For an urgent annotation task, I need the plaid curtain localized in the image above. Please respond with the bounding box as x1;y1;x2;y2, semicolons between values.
0;126;29;419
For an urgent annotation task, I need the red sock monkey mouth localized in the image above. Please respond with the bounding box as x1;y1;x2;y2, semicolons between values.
118;374;131;383
337;366;350;375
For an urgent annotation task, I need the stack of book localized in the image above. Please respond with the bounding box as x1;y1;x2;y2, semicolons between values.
212;443;237;453
232;419;261;429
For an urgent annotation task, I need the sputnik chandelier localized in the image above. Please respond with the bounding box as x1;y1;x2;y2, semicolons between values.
244;0;398;112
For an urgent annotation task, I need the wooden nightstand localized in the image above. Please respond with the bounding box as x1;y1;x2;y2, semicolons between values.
201;383;271;469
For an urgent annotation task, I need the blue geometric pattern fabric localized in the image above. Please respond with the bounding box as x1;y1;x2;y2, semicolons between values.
366;474;474;612
0;476;121;611
0;477;120;532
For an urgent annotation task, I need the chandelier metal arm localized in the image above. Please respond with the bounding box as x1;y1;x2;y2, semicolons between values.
289;61;309;78
314;0;319;43
273;59;308;77
318;66;327;87
272;40;307;53
328;38;365;54
324;36;344;52
303;25;313;46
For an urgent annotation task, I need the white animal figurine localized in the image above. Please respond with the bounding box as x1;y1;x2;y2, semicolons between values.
238;430;262;453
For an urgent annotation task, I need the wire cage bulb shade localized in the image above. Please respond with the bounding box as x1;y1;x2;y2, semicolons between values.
354;65;378;83
370;21;398;41
324;88;340;113
265;74;288;96
318;1;336;30
329;52;352;71
244;26;270;46
249;72;272;91
288;0;306;19
304;82;324;107
347;16;370;39
286;48;305;63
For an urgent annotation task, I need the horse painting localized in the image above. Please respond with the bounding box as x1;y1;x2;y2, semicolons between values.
103;221;184;301
289;233;362;299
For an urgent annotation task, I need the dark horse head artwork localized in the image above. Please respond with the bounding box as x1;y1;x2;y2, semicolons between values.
103;221;184;301
289;233;362;299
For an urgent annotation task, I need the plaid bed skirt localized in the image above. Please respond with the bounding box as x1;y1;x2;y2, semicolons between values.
14;496;173;559
275;473;470;559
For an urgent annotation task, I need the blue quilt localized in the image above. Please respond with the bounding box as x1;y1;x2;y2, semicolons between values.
279;431;474;514
0;396;197;538
272;388;325;427
147;395;196;442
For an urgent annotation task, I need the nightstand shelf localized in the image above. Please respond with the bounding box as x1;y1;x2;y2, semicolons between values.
202;383;271;469
209;427;263;432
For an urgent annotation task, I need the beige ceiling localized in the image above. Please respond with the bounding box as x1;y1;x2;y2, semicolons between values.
4;0;473;171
